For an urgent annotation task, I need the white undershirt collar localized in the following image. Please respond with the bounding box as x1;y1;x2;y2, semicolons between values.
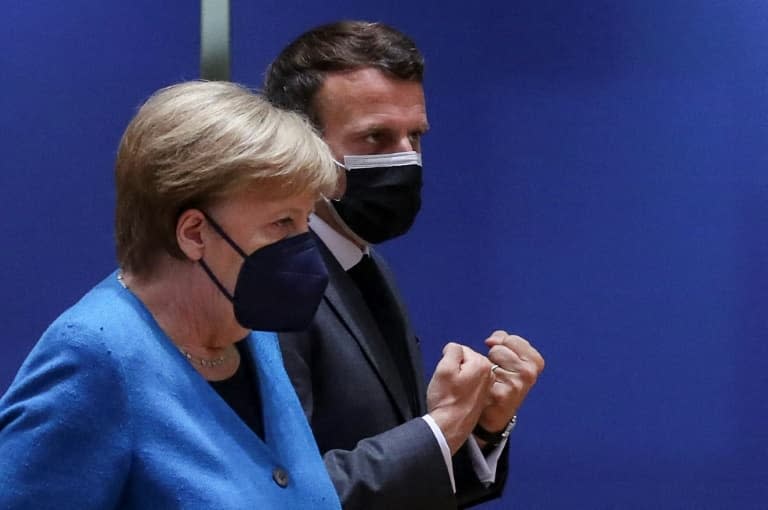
309;214;369;271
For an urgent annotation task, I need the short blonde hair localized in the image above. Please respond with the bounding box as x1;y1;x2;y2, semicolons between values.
115;80;337;276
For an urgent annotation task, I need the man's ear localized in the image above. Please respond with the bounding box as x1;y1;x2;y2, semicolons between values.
176;209;206;261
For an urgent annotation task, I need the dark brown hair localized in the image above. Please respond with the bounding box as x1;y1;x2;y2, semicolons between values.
264;20;425;128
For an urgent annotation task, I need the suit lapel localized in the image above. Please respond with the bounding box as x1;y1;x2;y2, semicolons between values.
370;249;428;414
316;238;414;421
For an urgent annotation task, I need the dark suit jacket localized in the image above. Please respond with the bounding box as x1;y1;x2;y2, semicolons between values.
279;238;509;509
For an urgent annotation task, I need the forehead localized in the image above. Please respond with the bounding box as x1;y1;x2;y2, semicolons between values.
212;184;317;223
315;68;429;132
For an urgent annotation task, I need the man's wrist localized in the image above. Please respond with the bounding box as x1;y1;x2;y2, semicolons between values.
473;416;517;447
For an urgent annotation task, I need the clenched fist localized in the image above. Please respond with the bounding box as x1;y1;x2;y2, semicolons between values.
427;342;495;454
477;330;545;438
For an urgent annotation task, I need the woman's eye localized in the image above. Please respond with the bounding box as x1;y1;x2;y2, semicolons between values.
274;218;293;228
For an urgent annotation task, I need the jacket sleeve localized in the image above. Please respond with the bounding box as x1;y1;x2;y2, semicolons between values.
0;322;132;509
280;327;457;510
324;418;458;510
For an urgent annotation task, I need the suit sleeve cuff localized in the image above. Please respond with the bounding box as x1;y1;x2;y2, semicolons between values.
421;414;456;493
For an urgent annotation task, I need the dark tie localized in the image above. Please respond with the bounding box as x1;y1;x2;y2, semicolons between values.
346;255;419;415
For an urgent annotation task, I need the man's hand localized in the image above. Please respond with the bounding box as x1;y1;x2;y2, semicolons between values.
477;330;545;436
427;343;495;454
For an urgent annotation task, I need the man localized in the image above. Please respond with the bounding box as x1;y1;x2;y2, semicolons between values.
265;21;545;509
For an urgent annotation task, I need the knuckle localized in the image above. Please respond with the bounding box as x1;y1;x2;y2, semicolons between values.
515;336;533;349
488;345;506;359
462;345;479;358
432;367;448;381
505;335;527;351
500;378;522;396
433;359;454;378
520;364;539;385
478;356;493;371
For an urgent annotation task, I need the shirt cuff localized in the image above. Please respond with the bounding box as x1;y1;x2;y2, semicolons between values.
421;414;456;493
466;420;516;486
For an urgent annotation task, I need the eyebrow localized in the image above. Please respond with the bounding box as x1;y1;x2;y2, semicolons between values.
354;121;431;134
283;206;315;218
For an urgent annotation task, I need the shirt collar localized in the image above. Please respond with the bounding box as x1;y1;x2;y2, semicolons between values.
310;213;369;271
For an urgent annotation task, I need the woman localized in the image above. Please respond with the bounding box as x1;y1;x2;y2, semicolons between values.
0;81;341;509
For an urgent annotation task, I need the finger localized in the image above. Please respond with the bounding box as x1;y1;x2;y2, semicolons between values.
487;343;542;382
459;344;481;359
456;348;494;386
488;374;519;399
433;342;465;377
489;364;519;384
487;380;523;413
526;346;545;372
500;337;544;371
442;342;464;360
498;334;531;351
458;346;481;370
488;344;524;369
492;360;541;389
493;335;544;368
460;346;493;372
485;381;506;405
483;330;509;347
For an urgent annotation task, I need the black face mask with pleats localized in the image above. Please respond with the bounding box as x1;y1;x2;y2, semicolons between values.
198;212;328;332
331;151;423;244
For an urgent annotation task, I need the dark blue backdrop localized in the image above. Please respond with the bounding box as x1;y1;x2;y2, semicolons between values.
2;2;766;508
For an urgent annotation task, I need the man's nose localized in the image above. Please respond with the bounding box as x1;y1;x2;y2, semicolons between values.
393;136;415;153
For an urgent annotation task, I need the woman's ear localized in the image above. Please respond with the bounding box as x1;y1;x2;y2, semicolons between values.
176;209;206;261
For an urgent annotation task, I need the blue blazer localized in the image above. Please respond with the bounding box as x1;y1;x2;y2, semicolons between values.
0;272;340;510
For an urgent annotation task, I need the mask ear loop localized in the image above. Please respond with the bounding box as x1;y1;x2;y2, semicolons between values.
320;194;370;248
201;210;248;258
198;259;235;302
320;159;371;247
326;160;347;202
197;210;248;302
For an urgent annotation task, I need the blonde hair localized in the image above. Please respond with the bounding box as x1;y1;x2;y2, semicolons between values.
115;80;337;276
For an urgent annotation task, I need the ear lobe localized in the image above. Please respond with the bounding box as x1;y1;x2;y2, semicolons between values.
176;209;206;261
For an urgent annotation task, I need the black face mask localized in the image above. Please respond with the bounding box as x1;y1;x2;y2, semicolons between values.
198;212;328;332
331;151;423;244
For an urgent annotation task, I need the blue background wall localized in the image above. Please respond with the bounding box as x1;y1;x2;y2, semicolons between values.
2;2;766;508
